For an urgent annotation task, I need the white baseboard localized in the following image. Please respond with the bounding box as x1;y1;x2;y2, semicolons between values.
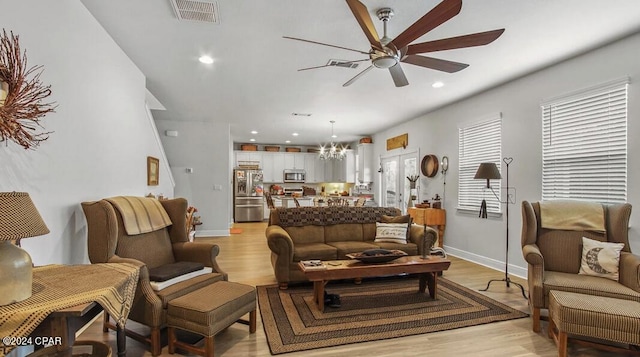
195;229;229;237
443;245;527;279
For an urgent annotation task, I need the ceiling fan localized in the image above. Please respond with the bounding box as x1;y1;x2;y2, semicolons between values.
284;0;504;87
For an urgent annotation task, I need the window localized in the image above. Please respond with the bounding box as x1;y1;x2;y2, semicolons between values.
458;114;502;213
542;78;628;204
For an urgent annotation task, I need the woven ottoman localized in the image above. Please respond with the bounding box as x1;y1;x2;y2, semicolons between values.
167;281;257;357
548;290;640;357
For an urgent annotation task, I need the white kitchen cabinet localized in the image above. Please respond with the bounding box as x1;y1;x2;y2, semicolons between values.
314;155;326;182
322;149;355;183
235;151;262;168
261;152;275;182
304;153;318;182
357;143;374;183
283;153;305;170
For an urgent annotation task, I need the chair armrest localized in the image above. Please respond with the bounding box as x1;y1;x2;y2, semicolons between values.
266;225;294;261
619;252;640;293
408;224;437;256
172;242;227;280
522;243;544;267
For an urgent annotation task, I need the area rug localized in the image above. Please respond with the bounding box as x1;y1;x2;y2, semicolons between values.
257;277;528;354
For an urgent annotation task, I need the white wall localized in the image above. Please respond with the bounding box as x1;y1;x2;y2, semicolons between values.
372;31;640;277
155;120;231;236
0;0;173;265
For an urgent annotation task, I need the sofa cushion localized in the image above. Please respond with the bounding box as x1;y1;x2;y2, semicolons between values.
326;241;380;259
579;237;624;281
284;225;325;245
325;224;363;243
374;242;419;255
293;243;338;262
380;214;412;240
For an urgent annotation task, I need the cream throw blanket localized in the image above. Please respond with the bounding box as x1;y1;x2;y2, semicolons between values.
107;196;172;235
539;200;605;232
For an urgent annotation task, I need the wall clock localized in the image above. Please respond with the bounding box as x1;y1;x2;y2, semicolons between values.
421;154;439;177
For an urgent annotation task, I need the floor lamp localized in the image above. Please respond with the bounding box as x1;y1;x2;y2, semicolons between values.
474;158;527;299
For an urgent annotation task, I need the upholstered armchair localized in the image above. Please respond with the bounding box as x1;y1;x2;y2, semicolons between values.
82;197;227;356
521;200;640;332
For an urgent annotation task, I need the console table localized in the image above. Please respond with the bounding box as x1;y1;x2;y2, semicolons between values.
408;207;446;247
0;263;138;357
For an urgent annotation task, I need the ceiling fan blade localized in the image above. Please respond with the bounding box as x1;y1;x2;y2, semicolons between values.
389;63;409;87
392;0;462;50
407;29;505;55
343;65;373;87
283;36;370;55
298;59;370;71
402;54;468;73
345;0;383;51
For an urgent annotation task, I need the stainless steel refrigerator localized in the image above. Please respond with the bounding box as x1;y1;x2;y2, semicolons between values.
233;169;264;222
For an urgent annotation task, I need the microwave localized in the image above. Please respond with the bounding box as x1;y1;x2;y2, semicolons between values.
283;169;306;183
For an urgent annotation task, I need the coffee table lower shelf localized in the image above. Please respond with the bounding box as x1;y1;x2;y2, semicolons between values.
298;256;451;311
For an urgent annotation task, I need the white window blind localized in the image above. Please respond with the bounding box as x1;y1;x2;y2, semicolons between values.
542;78;628;204
458;114;502;213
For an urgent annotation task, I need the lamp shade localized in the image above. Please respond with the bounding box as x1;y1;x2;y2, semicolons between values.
474;163;502;180
0;192;49;305
0;192;49;240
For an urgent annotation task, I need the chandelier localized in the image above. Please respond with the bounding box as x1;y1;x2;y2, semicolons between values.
318;120;346;161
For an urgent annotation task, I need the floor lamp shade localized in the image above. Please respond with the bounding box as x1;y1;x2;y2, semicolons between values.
0;192;49;305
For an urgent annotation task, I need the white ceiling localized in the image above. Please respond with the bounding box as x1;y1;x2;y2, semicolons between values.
81;0;640;146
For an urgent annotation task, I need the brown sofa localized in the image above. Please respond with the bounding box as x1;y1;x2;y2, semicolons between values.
521;200;640;332
266;206;438;288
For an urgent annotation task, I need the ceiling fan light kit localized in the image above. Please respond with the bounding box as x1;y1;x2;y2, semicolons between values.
284;0;504;87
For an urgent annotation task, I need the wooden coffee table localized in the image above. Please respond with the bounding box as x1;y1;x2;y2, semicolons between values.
298;255;451;310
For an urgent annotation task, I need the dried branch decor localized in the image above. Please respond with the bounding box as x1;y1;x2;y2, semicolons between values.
0;29;55;149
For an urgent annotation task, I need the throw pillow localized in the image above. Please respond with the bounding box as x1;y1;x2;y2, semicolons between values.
380;214;413;240
374;222;408;244
579;237;624;281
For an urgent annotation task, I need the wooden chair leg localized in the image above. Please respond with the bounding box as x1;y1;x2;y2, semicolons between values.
167;327;176;354
278;282;288;290
532;307;541;333
557;330;568;357
103;311;110;333
249;310;257;333
150;327;162;356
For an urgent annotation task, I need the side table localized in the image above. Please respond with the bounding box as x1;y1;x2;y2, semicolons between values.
408;207;446;248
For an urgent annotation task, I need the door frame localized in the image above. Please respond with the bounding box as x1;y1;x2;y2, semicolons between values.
379;149;420;212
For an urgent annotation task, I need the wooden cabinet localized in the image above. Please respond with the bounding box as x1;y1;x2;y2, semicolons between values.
408;207;446;248
357;143;374;183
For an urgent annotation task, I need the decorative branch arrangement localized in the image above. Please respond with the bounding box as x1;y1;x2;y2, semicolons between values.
0;29;55;149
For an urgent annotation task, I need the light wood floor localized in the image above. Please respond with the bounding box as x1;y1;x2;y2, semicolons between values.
79;222;621;356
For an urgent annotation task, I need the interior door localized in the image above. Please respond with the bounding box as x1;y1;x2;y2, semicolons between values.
381;151;419;212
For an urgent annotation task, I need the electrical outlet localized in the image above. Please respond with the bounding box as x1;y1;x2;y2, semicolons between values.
213;184;222;191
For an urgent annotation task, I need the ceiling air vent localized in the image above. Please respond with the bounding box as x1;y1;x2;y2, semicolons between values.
327;59;359;69
170;0;220;23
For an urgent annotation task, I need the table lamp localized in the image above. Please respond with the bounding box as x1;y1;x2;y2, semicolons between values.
0;192;49;305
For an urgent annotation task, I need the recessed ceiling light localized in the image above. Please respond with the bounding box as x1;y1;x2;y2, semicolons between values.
285;140;291;143
249;138;256;142
199;55;214;64
292;133;299;136
250;130;258;134
432;81;444;88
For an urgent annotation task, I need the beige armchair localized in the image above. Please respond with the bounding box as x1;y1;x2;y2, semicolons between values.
521;200;640;332
82;197;227;356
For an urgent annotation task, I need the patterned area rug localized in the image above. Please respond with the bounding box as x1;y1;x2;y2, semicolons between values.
258;277;528;354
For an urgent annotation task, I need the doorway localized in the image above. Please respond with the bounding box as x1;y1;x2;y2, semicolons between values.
380;151;419;213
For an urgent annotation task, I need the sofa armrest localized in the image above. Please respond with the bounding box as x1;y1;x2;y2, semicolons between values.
172;242;228;280
408;224;437;256
522;243;543;267
619;251;640;293
266;225;294;261
522;243;545;308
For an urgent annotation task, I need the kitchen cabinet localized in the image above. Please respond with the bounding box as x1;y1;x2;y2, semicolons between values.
284;153;305;170
304;153;318;183
262;152;285;183
357;143;374;183
235;151;262;168
323;149;355;183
